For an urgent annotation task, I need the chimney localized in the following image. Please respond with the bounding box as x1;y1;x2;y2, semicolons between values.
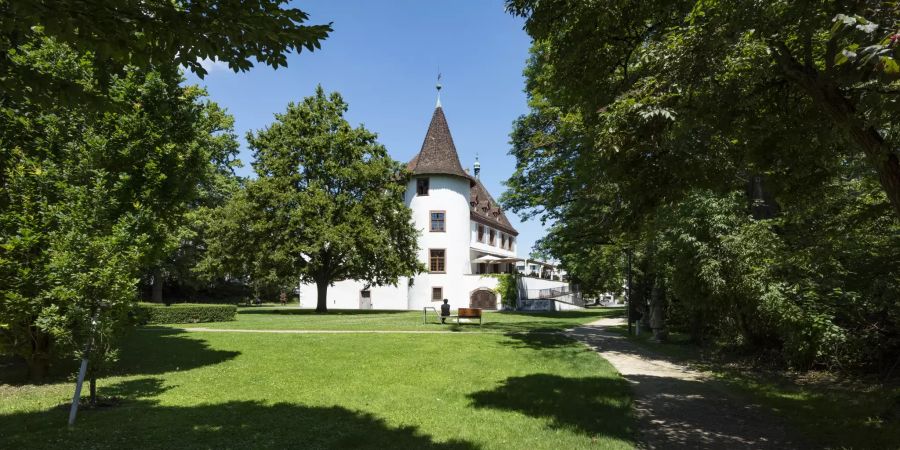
473;154;481;179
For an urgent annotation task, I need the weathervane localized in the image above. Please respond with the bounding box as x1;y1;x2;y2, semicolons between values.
436;71;442;107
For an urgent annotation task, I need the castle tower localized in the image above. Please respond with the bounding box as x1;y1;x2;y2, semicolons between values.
404;97;474;309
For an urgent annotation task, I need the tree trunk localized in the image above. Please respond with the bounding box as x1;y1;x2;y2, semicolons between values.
771;45;900;217
27;331;51;382
649;279;667;342
315;278;329;313
152;268;164;304
89;376;97;406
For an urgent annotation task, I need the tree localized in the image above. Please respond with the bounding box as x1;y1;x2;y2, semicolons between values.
147;102;242;305
0;37;238;381
0;0;331;107
503;1;900;371
506;0;900;217
205;87;423;313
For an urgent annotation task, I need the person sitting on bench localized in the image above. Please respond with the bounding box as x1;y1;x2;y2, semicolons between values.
440;299;451;324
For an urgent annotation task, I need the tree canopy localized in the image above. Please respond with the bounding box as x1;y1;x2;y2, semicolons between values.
503;0;900;371
1;0;331;106
0;37;240;380
203;87;423;313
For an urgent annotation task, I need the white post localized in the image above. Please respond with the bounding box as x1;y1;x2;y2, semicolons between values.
68;357;88;426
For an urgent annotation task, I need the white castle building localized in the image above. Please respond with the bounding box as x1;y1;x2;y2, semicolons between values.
298;96;570;310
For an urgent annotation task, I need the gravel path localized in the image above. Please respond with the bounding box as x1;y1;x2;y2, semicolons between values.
567;318;804;449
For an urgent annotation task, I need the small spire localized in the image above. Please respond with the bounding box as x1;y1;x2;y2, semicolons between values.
435;72;442;108
473;153;481;179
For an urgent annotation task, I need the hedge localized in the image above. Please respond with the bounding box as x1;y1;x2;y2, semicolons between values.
136;303;237;324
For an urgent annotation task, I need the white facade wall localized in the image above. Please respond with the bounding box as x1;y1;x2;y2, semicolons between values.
405;175;474;309
298;279;407;310
469;221;516;257
296;171;546;311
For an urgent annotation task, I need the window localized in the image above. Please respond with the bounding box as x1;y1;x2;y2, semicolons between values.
429;249;445;273
508;237;514;250
432;287;443;301
478;263;486;274
477;224;485;242
430;211;445;232
416;178;429;196
501;234;506;249
489;229;496;246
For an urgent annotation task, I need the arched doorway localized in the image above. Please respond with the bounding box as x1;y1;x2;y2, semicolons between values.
470;289;497;310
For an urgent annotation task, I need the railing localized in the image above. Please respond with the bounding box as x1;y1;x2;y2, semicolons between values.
519;285;586;308
528;286;573;299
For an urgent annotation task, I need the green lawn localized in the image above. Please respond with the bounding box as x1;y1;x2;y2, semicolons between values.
0;310;635;449
166;306;622;332
605;323;900;449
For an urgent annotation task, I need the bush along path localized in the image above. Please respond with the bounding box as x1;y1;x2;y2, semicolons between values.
567;317;804;450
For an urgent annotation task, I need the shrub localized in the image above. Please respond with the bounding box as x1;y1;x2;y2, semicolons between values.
490;273;520;309
135;303;237;324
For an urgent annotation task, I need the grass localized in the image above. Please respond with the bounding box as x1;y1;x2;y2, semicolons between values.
165;306;622;333
0;310;635;449
605;322;900;449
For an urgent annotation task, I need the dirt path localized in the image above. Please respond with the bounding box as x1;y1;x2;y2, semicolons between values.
567;318;804;449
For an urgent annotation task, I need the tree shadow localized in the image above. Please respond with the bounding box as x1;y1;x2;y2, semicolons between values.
621;374;805;449
467;373;634;443
1;394;479;449
100;377;172;399
113;328;240;377
0;329;240;385
499;331;581;350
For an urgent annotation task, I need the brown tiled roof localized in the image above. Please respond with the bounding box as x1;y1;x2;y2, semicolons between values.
406;106;469;178
408;105;518;237
470;178;518;236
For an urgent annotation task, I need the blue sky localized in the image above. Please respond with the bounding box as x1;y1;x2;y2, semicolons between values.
183;0;545;255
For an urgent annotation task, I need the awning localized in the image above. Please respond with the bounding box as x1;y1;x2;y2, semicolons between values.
473;255;501;263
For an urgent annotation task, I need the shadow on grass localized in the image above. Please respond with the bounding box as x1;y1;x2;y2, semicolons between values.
499;331;580;350
114;328;240;377
2;377;478;449
0;329;239;385
467;374;633;443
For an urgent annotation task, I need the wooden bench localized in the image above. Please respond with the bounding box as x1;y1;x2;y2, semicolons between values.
453;307;482;326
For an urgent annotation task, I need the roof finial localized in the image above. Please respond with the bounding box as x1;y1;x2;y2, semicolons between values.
473;153;481;179
435;72;442;108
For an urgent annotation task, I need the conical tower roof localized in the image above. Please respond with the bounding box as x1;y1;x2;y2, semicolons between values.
407;106;470;179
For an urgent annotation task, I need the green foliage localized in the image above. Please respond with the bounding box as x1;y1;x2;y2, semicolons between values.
135;303;237;324
201;87;424;312
503;1;900;372
0;37;239;379
490;273;520;309
0;0;331;108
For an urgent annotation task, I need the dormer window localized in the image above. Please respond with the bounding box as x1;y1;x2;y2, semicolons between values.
417;178;429;196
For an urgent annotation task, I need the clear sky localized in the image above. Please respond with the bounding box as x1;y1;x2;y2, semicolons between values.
183;0;545;255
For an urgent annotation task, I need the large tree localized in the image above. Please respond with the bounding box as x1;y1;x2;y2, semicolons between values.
506;0;900;217
205;87;423;313
503;1;900;371
0;37;238;381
